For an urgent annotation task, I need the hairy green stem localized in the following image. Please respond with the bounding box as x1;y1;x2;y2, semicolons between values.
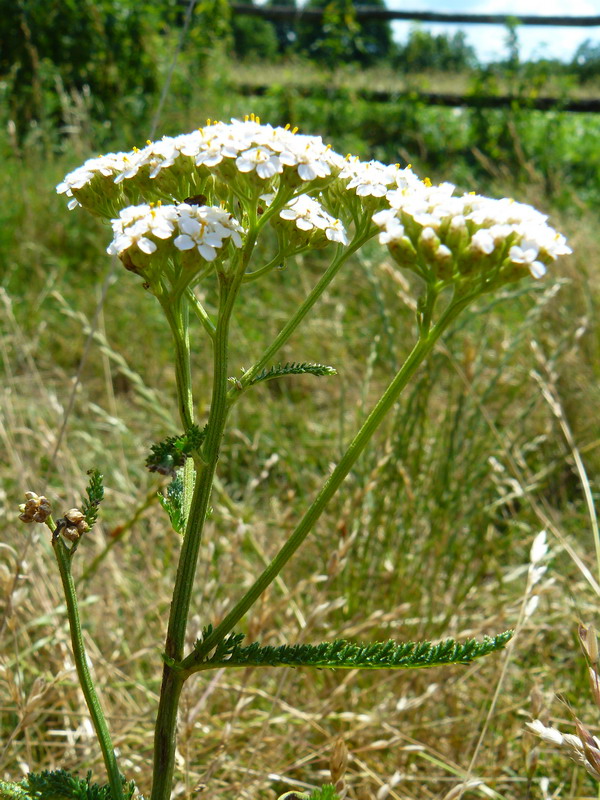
151;261;250;800
185;292;475;668
162;298;194;431
51;527;125;800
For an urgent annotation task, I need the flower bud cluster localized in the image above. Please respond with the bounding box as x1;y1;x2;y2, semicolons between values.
373;182;572;288
19;492;52;524
61;508;90;543
107;202;245;271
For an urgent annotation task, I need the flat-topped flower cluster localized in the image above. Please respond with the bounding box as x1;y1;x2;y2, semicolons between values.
57;115;571;292
107;203;244;264
372;182;572;288
57;116;348;214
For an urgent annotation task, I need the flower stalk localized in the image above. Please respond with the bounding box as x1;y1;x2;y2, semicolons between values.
186;289;474;669
50;520;125;800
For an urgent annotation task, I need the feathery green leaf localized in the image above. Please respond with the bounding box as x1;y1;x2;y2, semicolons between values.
277;786;339;800
192;631;512;671
0;770;139;800
246;362;337;387
158;474;185;534
146;425;207;476
82;469;104;529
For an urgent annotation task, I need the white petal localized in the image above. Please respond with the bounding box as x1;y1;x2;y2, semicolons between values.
198;243;217;261
529;261;547;279
137;237;157;254
174;234;196;251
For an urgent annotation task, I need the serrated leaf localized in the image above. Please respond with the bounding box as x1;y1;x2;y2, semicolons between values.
0;770;139;800
146;425;207;476
193;631;512;671
158;474;185;534
82;469;104;529
247;362;337;388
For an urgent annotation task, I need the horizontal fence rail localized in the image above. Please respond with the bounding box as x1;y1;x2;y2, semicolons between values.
225;4;600;114
235;83;600;113
231;5;600;26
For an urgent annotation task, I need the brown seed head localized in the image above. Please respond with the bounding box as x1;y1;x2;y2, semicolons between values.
575;718;600;779
330;737;348;785
18;492;52;524
63;508;90;535
65;508;85;525
579;622;599;666
62;526;81;543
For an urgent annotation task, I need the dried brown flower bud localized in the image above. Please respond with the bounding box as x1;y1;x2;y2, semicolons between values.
65;509;85;525
62;526;81;543
63;508;90;535
18;492;52;524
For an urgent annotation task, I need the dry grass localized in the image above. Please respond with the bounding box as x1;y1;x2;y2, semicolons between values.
226;58;600;100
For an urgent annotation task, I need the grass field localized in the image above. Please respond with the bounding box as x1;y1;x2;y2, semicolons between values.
1;52;600;799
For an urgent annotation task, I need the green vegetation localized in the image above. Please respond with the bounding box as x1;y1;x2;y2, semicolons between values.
1;4;600;798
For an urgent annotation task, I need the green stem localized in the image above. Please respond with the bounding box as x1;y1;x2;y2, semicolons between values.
51;525;124;800
186;287;216;340
150;263;248;800
229;231;372;402
162;298;194;431
185;291;475;669
243;252;285;283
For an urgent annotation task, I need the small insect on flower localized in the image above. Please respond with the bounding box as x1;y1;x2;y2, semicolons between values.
183;194;207;206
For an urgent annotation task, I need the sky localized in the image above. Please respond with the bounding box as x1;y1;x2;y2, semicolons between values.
386;0;600;62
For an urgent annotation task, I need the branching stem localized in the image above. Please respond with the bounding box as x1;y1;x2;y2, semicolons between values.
229;229;373;403
186;291;475;667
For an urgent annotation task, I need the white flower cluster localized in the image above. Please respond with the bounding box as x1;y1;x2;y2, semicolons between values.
56;116;571;290
57;116;347;213
57;152;131;210
340;157;422;200
107;203;244;263
262;193;348;246
373;182;572;284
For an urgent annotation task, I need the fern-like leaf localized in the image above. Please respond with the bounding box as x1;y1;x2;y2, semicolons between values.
158;473;185;534
192;632;512;671
81;469;104;530
0;780;29;800
0;770;139;800
246;362;337;387
146;425;207;476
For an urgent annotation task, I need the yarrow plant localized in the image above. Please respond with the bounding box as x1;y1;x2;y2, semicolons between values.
7;115;572;800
